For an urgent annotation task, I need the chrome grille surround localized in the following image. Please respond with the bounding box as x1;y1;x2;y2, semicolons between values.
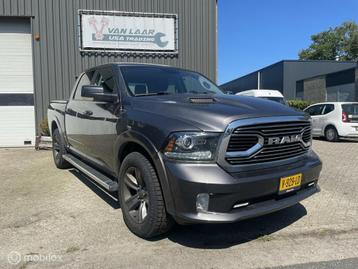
217;115;312;172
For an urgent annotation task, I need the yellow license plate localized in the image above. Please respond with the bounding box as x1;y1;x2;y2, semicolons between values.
279;173;302;193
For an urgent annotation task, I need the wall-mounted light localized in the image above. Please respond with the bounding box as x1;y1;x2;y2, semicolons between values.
34;33;40;41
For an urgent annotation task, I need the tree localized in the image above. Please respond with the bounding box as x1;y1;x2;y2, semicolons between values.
299;21;358;61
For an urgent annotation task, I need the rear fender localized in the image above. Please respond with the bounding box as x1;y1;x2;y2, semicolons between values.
48;104;68;146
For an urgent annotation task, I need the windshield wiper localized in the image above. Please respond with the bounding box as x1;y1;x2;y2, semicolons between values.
135;92;171;97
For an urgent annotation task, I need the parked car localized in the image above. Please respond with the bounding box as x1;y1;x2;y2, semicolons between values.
304;102;358;141
236;89;287;105
48;63;322;238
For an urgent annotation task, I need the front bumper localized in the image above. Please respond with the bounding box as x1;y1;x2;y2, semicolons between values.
163;150;322;224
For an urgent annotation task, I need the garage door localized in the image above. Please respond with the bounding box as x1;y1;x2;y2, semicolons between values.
0;18;35;147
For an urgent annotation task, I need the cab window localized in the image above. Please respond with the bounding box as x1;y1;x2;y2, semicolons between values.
93;68;116;94
73;72;93;101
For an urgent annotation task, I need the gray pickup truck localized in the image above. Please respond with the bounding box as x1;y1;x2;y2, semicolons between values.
48;63;322;238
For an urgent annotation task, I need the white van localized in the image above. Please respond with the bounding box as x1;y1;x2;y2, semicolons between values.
236;89;287;105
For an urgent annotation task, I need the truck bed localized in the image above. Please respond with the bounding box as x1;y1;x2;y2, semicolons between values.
48;100;68;136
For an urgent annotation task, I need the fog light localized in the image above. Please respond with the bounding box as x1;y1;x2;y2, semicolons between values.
196;193;209;212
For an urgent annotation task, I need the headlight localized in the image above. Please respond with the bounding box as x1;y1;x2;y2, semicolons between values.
163;132;221;161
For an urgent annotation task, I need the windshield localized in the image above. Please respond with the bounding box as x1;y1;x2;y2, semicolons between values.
121;66;224;96
260;96;287;105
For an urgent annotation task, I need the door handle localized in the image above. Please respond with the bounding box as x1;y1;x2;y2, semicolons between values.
83;110;93;116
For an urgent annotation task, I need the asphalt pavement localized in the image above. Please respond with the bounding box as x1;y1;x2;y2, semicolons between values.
0;139;357;268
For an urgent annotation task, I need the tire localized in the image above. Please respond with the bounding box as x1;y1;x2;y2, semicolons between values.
52;128;71;169
325;126;339;142
119;152;174;238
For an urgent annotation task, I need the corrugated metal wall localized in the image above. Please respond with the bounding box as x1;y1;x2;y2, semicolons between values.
220;62;284;94
220;60;357;98
0;0;217;131
220;72;258;93
283;61;356;99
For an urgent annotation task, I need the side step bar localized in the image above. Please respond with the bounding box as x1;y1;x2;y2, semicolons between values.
63;154;118;192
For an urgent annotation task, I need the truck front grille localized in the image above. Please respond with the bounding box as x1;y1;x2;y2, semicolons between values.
226;121;311;165
227;135;259;152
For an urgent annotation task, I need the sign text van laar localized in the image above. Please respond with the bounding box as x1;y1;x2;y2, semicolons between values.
108;28;156;35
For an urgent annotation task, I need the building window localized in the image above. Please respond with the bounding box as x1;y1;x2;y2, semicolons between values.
326;68;355;87
326;84;355;102
296;80;304;100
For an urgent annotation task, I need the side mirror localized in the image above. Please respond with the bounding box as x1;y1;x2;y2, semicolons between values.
81;85;118;102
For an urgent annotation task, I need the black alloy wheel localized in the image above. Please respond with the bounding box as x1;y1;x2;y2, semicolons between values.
119;152;174;238
122;166;149;223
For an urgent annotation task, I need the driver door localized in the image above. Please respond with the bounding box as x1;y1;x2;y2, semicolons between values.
78;66;121;173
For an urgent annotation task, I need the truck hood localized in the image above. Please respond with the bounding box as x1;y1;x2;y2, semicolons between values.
130;94;305;132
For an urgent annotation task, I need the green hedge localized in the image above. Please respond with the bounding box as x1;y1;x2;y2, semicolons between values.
287;100;312;111
39;118;50;136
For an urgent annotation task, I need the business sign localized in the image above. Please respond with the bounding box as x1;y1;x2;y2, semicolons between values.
79;10;177;53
